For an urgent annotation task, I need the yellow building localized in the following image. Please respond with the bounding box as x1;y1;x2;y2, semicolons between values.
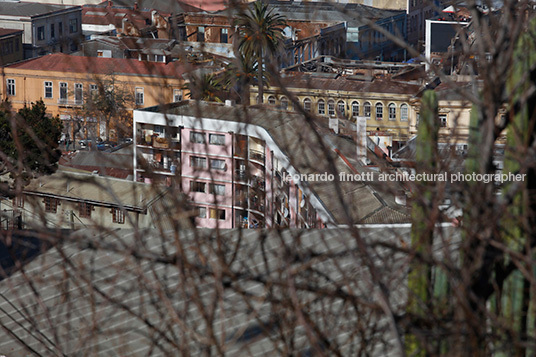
251;72;421;142
2;53;187;139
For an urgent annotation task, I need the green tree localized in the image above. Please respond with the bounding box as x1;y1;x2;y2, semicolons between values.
83;76;134;142
186;72;225;102
235;0;286;104
0;100;62;179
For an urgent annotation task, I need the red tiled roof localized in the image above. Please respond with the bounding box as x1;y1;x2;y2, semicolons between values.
0;28;23;37
6;53;187;79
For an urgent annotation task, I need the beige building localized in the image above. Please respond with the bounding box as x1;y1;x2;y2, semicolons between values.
2;53;188;139
1;170;173;230
251;72;421;142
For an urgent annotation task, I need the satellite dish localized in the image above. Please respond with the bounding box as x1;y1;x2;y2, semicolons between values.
284;207;289;218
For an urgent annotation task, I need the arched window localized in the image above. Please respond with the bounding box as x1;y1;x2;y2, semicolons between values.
388;103;396;120
303;98;312;112
364;102;371;119
268;96;276;105
400;104;409;121
337;100;345;116
318;99;325;115
280;97;288;110
375;102;383;120
352;101;359;117
328;100;335;116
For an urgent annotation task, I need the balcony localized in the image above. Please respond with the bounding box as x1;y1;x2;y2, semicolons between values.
136;135;179;150
58;99;83;106
249;149;265;164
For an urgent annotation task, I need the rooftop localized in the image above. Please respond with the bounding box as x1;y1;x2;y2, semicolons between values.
0;28;23;38
24;170;157;211
275;72;421;95
0;2;80;18
217;0;404;27
5;53;187;79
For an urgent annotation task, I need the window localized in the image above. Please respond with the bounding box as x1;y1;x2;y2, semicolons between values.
45;197;58;213
328;100;335;116
220;28;228;43
90;84;98;97
375;103;383;120
303;98;312;112
439;114;447;127
7;79;15;96
44;81;53;99
155;55;165;62
197;206;207;218
190;132;206;144
59;21;63;36
318;99;325;115
352;101;359;117
210;158;226;170
268;96;276;105
209;183;226;196
79;202;92;218
50;23;55;39
190;156;207;168
59;82;67;103
197;26;205;42
364;102;371;118
69;19;78;33
135;87;144;105
400;104;409;121
37;26;45;41
75;83;83;104
209;134;225;146
388;103;396;120
112;208;125;224
209;208;226;220
280;97;288;111
190;181;206;193
173;89;182;102
337;100;345;116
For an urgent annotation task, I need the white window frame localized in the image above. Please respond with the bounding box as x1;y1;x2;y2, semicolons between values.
190;156;207;168
173;89;182;102
210;158;226;170
280;97;288;111
303;98;312;112
135;87;144;105
209;134;225;146
439;114;447;127
190;131;206;144
376;103;383;120
364;102;371;119
352;101;359;117
75;83;83;104
318;99;325;115
268;96;276;105
337;100;345;116
388;103;396;121
328;100;335;117
59;82;67;103
400;104;409;121
44;81;53;99
209;183;226;196
7;79;15;96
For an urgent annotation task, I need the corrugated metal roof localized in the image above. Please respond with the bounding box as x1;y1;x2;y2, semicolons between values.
0;227;417;355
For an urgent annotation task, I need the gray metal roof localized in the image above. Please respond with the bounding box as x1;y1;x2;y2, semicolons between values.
0;227;421;355
0;2;80;18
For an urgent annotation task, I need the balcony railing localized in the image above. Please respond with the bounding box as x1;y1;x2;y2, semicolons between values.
249;150;265;163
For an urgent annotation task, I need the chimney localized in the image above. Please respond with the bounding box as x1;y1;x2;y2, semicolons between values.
134;2;138;10
107;0;112;7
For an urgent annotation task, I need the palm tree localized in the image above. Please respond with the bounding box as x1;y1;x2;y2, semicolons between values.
235;1;286;104
186;73;226;102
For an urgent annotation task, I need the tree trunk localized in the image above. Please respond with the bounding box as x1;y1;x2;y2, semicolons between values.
257;54;263;104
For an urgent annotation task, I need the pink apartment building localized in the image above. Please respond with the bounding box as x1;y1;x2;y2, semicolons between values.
133;101;410;228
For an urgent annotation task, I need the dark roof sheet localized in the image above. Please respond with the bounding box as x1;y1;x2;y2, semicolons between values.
0;2;80;17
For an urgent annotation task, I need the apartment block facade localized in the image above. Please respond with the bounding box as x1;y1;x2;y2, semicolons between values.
134;101;411;229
